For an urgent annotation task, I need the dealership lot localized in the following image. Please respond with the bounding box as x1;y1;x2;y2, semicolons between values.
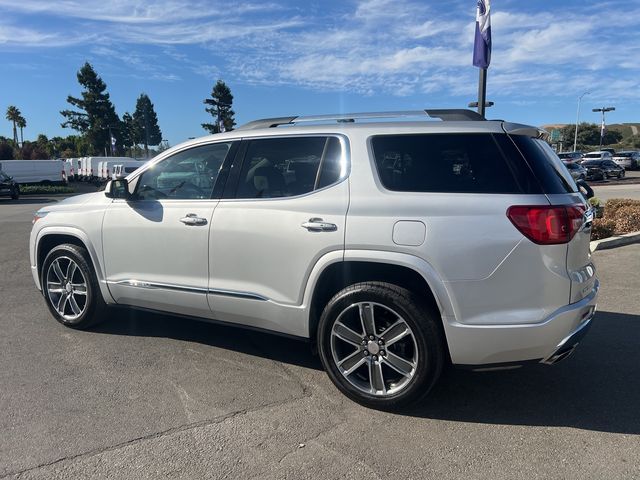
1;195;639;479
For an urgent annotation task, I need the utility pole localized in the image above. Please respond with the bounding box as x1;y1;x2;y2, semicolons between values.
592;107;615;149
573;92;590;152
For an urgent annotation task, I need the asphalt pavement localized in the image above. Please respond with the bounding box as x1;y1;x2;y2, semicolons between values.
1;193;639;479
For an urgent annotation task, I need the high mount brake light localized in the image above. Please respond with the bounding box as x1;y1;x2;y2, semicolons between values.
507;205;586;245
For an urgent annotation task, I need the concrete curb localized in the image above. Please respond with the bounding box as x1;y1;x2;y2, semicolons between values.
590;231;640;252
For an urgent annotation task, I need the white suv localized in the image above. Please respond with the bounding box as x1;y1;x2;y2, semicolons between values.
29;110;599;408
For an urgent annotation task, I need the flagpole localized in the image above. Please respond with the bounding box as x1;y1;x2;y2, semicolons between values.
477;68;487;118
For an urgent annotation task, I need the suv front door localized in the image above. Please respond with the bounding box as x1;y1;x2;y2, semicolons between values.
208;135;349;336
102;141;237;317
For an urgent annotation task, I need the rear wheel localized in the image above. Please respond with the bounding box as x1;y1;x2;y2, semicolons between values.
10;186;19;200
318;282;444;409
42;244;108;329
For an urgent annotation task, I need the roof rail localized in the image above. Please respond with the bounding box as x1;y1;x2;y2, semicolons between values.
236;109;484;130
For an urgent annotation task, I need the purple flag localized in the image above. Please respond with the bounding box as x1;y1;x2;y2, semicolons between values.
473;0;492;69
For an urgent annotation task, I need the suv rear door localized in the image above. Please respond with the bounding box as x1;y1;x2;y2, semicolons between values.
507;131;595;303
207;135;349;336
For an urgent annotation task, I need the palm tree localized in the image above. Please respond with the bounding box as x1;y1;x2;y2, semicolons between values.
16;115;26;147
5;106;21;146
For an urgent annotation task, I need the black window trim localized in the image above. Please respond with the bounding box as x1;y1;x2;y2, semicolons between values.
222;133;351;202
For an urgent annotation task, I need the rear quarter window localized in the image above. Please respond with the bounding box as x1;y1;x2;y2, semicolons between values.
370;133;535;194
509;136;577;194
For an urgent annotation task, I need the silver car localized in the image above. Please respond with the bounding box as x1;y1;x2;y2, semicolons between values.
613;151;640;170
29;110;598;408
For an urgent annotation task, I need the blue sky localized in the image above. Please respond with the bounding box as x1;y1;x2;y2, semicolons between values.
1;0;639;146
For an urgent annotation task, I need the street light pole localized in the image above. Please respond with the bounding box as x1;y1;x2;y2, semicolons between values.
592;106;615;150
573;91;590;152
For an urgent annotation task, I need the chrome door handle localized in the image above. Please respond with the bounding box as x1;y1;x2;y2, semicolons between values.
180;213;208;226
301;217;337;232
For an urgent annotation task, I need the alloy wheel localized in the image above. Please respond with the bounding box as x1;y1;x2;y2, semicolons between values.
330;302;418;397
45;256;88;322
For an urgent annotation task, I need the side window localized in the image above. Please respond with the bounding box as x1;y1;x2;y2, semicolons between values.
135;143;232;200
235;136;343;199
371;133;525;194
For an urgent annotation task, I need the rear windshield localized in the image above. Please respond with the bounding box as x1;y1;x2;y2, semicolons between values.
584;153;603;159
509;136;577;193
370;133;539;194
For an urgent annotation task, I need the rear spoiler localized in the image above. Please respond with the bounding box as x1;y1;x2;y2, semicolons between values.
502;122;549;141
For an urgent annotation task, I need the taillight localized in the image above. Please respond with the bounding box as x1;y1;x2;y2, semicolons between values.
507;205;586;245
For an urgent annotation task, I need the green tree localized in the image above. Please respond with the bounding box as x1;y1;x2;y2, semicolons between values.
61;62;123;155
132;94;162;157
560;123;623;150
202;80;235;134
121;112;136;157
16;114;26;147
0;141;14;160
5;106;21;145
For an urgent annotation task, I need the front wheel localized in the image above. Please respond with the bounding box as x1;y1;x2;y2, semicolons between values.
11;187;19;200
317;282;445;409
42;244;108;329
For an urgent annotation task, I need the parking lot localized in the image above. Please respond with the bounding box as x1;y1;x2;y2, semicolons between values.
1;193;639;479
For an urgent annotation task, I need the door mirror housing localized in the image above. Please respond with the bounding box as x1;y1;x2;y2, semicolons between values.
104;178;131;199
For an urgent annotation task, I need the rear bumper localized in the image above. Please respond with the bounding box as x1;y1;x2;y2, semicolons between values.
446;280;599;365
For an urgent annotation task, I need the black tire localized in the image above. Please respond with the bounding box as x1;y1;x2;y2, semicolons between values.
41;244;108;329
10;187;19;200
317;282;445;409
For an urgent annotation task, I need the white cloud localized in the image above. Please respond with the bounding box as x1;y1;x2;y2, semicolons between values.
0;0;638;103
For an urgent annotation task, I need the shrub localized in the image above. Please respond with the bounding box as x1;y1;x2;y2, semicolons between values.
603;199;640;221
614;206;640;234
588;197;601;208
591;219;616;240
19;185;75;195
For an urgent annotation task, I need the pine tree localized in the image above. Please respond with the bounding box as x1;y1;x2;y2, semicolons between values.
202;80;236;134
61;62;123;155
132;94;162;158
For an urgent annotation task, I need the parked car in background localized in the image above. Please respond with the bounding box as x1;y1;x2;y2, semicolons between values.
581;151;614;163
558;152;583;164
0;160;66;184
600;148;615;155
564;162;587;181
613;151;640;170
582;159;624;179
29;109;598;408
0;170;19;200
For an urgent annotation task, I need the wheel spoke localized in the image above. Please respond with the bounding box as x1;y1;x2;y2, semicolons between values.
383;351;415;378
369;360;386;394
52;260;66;282
66;261;77;282
339;350;366;376
333;321;363;347
382;320;410;346
56;293;69;315
68;295;82;315
359;303;376;336
48;282;64;293
72;283;87;295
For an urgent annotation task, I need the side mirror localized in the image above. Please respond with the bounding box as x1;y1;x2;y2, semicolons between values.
104;178;131;199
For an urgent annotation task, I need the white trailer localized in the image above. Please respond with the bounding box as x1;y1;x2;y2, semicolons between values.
0;160;66;184
66;158;81;181
112;160;146;179
81;157;133;182
98;160;129;182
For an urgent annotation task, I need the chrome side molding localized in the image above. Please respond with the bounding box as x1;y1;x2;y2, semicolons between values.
108;279;268;301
